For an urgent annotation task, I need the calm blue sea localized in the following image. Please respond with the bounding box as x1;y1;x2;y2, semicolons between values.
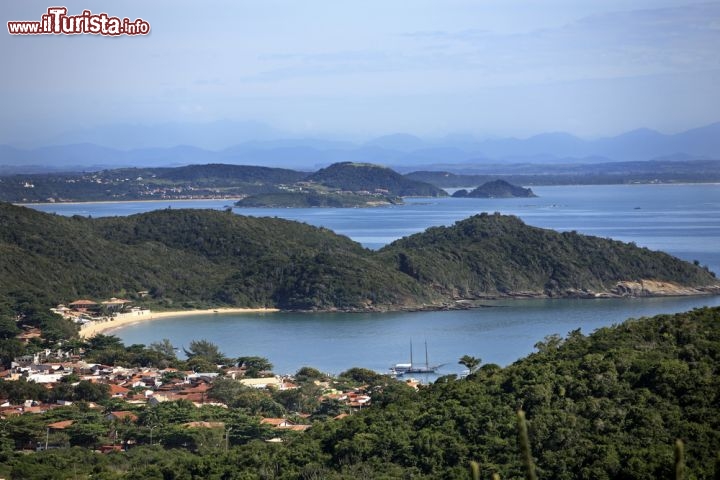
29;184;720;375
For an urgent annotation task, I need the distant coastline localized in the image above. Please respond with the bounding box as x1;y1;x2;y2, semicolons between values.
14;182;720;207
78;307;279;338
17;198;244;207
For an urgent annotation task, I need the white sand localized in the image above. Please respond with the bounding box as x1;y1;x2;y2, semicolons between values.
78;307;279;338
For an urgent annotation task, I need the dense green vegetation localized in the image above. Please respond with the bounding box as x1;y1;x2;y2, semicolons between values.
0;164;308;203
234;162;438;207
236;191;403;207
0;202;432;311
0;162;443;203
307;162;447;197
0;204;716;316
152;164;306;185
379;213;716;299
452;180;537;198
2;307;719;479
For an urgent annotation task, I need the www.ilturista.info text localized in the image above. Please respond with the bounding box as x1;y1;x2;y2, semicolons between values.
8;7;150;36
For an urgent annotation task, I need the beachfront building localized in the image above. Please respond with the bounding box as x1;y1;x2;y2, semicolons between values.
68;299;100;314
101;298;131;313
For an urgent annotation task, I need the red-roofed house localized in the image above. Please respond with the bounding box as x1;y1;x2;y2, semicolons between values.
109;384;130;398
69;300;99;313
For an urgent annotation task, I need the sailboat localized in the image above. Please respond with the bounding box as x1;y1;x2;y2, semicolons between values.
390;340;439;375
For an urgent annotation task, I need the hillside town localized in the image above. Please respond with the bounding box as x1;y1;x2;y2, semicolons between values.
0;298;413;454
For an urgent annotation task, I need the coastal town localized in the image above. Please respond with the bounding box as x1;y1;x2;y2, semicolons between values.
1;297;414;454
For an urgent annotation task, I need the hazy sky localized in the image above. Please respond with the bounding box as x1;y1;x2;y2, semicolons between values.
2;0;719;144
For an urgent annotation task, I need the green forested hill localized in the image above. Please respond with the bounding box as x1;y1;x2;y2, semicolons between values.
0;162;443;203
91;208;431;310
379;212;716;298
0;203;433;310
0;164;307;203
292;306;720;479
0;203;212;306
307;162;447;197
452;179;537;198
235;191;403;207
152;163;306;184
0;203;715;312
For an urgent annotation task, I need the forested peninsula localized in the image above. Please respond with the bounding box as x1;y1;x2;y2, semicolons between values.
0;202;716;314
1;162;446;204
235;191;403;208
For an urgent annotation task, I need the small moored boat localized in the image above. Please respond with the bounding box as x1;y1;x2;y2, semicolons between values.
390;341;440;375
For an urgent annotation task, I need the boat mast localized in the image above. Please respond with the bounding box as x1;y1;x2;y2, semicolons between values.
410;340;414;366
424;340;429;369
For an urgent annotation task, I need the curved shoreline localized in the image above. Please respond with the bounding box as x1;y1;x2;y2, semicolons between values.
76;282;720;339
78;308;279;338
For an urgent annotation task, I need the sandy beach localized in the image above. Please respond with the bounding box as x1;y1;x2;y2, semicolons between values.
78;307;279;338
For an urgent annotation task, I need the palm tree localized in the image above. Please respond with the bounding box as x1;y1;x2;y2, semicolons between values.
458;355;481;374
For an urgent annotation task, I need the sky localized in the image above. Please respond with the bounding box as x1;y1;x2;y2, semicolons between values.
2;0;719;145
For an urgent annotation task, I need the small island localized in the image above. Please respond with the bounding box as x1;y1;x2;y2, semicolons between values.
306;162;446;198
452;179;537;198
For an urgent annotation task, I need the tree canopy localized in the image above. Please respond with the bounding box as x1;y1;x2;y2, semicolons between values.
0;204;714;316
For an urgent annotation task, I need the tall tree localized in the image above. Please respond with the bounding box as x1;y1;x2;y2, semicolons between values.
86;334;124;351
149;338;177;359
458;355;481;374
0;316;20;339
183;339;229;365
73;381;110;402
237;356;273;377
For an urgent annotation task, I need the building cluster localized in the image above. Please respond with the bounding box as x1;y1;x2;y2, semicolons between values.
0;299;397;452
0;329;380;449
51;297;146;328
1;350;376;413
28;172;243;201
320;388;372;408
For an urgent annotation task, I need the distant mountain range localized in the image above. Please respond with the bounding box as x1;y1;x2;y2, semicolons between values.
1;122;719;174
